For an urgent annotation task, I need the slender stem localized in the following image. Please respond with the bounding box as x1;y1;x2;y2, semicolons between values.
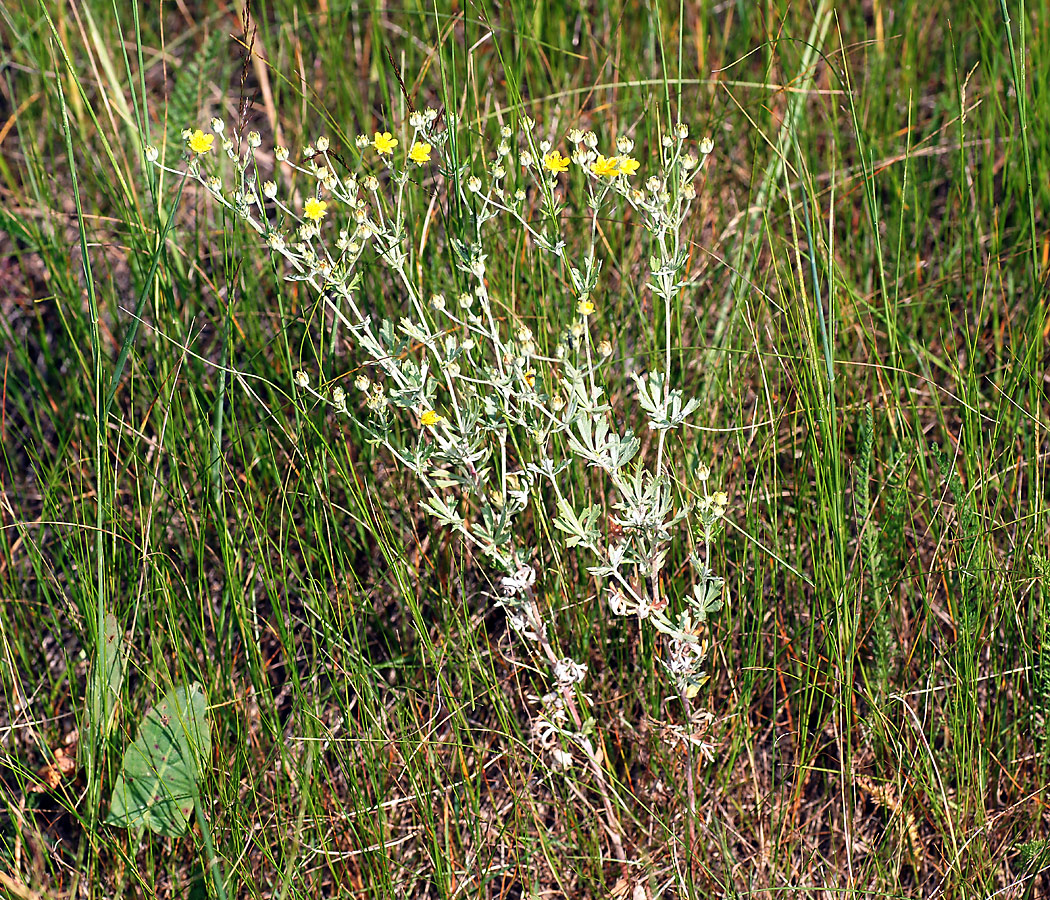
194;795;229;900
530;593;626;862
679;688;698;878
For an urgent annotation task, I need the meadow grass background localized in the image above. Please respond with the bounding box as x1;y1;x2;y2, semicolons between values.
1;0;1049;897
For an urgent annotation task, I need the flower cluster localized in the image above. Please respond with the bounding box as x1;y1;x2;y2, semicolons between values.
150;111;725;769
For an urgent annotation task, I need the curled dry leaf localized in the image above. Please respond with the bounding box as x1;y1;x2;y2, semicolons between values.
28;734;78;793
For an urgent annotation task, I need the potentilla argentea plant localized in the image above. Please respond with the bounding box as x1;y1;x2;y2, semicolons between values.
151;112;727;854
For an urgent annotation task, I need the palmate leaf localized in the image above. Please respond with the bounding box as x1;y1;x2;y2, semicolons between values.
552;498;601;549
105;682;210;837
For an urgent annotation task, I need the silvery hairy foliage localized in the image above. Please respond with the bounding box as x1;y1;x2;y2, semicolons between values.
151;112;728;764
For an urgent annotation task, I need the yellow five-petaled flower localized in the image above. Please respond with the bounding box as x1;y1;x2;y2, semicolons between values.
187;129;214;155
590;155;620;178
542;150;570;174
408;141;432;164
420;409;444;427
303;197;328;221
373;131;398;155
577;298;595;316
616;156;640;176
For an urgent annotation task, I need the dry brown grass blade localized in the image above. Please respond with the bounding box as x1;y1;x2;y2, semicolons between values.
0;870;45;900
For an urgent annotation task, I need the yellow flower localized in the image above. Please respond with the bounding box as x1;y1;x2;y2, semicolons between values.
420;409;444;427
373;131;398;155
577;298;595;316
408;141;432;164
523;369;536;388
187;130;214;155
616;156;640;176
590;154;620;178
542;150;570;174
303;197;328;221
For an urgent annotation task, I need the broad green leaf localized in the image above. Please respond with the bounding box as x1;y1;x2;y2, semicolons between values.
105;682;210;837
